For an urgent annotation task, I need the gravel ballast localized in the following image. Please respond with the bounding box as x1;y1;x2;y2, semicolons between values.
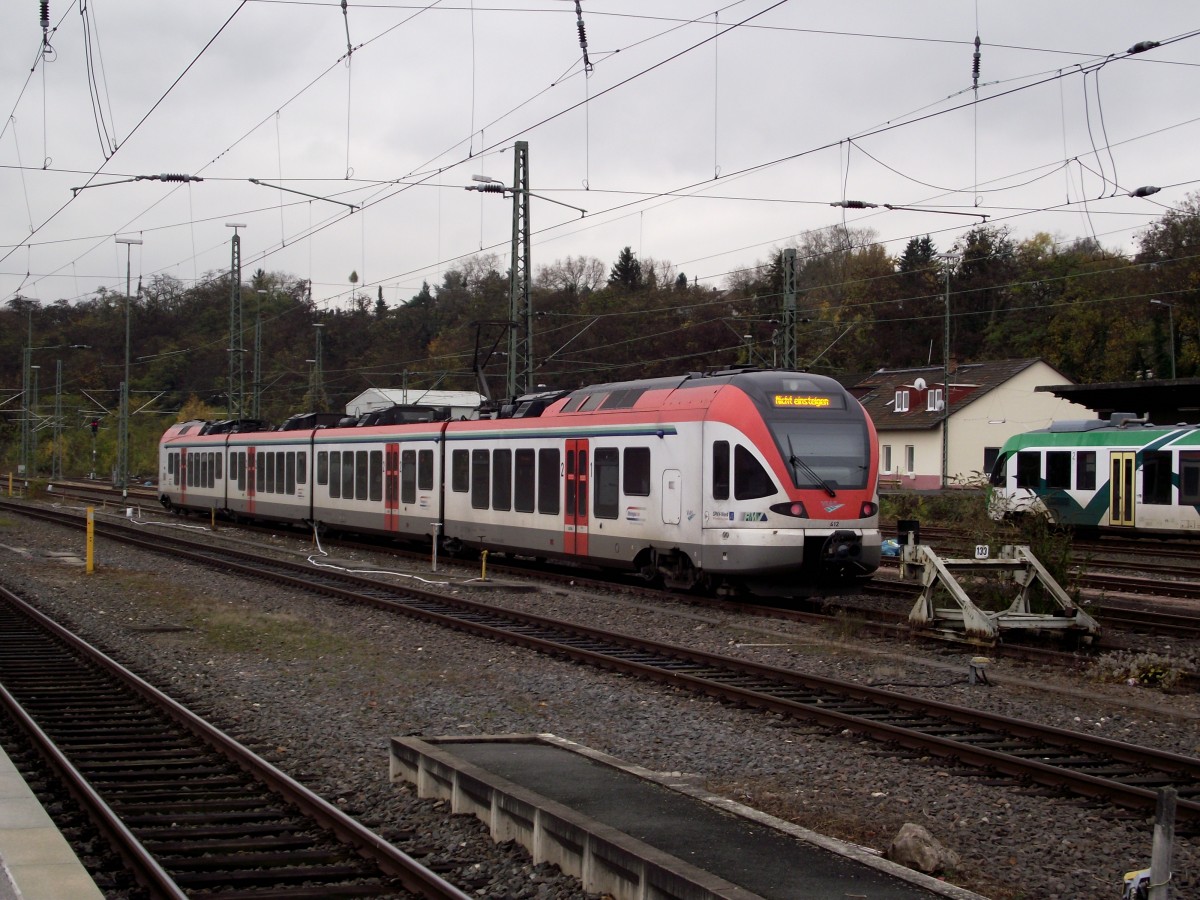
1;507;1197;900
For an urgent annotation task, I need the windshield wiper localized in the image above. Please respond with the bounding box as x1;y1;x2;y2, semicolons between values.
786;437;836;497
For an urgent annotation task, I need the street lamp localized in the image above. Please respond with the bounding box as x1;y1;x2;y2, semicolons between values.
1150;299;1176;380
115;235;142;496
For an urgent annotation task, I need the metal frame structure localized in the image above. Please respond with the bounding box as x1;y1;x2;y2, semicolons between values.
901;540;1101;643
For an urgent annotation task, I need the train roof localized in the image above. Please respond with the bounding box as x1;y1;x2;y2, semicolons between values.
1000;413;1200;450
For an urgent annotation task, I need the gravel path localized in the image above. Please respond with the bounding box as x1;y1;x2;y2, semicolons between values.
1;505;1197;900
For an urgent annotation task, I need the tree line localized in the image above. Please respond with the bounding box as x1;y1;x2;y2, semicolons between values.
3;194;1198;480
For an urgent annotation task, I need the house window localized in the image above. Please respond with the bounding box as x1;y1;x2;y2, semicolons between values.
926;389;943;412
881;445;892;473
904;445;915;474
894;390;910;412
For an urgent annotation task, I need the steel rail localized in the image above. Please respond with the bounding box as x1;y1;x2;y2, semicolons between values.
11;500;1198;824
0;583;472;900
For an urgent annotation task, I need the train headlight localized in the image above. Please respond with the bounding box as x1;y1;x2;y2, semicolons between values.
768;501;808;518
859;501;878;517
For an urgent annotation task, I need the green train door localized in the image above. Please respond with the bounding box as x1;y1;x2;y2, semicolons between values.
1109;451;1136;527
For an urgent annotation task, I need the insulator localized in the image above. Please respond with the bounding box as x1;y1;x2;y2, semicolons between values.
477;183;506;193
577;19;587;48
40;1;49;30
972;35;981;85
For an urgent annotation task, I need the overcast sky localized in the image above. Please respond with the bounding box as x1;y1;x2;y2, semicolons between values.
2;1;1198;311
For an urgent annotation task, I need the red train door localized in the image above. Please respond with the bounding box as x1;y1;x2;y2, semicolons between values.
385;443;400;530
564;439;589;556
246;447;256;515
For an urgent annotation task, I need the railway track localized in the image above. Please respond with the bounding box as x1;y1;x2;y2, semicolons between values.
6;500;1198;826
0;581;472;899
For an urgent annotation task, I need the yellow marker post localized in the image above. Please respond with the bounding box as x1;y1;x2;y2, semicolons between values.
480;549;489;581
86;506;95;574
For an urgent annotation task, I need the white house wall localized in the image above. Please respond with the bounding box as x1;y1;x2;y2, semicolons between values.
879;361;1095;489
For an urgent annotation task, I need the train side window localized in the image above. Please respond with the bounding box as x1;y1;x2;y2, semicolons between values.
317;451;328;485
215;452;222;482
265;452;275;493
402;449;417;504
369;450;383;502
329;451;341;498
515;449;535;512
713;441;730;500
734;444;776;500
594;448;620;519
237;452;246;492
493;448;512;511
342;451;356;499
1180;452;1200;504
168;454;175;476
471;449;490;509
276;452;286;495
418;449;434;491
1015;451;1040;488
451;449;469;493
296;452;306;485
257;452;266;493
355;450;369;501
624;447;651;496
1076;451;1096;491
286;452;297;495
538;448;560;514
988;452;1008;487
1143;451;1173;505
1045;451;1071;490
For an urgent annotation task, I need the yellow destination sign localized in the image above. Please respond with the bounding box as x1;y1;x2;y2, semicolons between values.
773;394;831;408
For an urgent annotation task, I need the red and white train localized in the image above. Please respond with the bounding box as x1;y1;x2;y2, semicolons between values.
159;369;882;593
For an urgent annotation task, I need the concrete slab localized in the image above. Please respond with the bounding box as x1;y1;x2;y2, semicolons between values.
0;745;104;900
391;733;988;900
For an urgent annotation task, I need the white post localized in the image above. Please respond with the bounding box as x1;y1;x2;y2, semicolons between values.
1149;787;1175;899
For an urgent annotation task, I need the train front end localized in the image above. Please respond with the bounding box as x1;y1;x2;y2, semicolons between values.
701;371;881;590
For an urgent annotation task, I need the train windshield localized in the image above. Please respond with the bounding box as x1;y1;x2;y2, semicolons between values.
988;451;1009;487
768;421;870;491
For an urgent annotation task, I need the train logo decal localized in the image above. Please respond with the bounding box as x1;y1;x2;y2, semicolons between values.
823;502;844;513
742;511;768;522
625;506;645;523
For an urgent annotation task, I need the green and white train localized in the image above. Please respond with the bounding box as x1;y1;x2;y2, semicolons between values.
987;413;1200;537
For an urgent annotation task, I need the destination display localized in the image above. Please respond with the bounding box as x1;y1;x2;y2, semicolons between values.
772;394;838;408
